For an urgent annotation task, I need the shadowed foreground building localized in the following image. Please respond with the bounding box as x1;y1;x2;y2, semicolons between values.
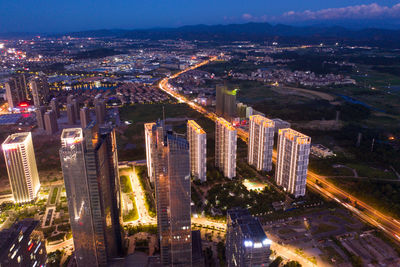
5;74;28;109
187;120;207;182
216;85;237;121
147;120;192;266
275;128;311;198
60;123;123;267
0;219;47;266
248;115;274;172
50;97;60;118
67;104;76;125
44;110;58;134
29;74;49;107
35;106;47;130
226;208;271;267
2;132;40;203
215;117;237;179
80;107;91;129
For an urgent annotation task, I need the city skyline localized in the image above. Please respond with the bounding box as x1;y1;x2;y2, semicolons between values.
0;8;399;265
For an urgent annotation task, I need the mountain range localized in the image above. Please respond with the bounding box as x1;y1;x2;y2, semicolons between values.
2;22;400;48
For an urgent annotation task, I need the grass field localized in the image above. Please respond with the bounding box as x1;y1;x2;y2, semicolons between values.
50;187;58;205
123;194;139;222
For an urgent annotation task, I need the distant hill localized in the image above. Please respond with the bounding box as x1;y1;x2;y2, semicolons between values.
66;23;400;47
2;22;400;48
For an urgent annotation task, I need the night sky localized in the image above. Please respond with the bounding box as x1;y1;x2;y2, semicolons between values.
0;0;399;32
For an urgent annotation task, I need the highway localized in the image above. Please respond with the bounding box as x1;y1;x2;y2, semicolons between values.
158;56;400;244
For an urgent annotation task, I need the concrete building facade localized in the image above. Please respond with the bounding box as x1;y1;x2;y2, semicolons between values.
248;115;275;171
215;118;237;179
275;128;311;198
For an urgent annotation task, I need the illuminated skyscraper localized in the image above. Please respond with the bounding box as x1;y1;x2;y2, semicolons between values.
149;120;192;266
2;132;40;203
248;115;275;171
50;98;60;118
187;120;207;182
44;110;58;134
215;117;237;179
5;74;28;109
275;129;311;198
144;122;156;183
29;75;49;107
226;208;271;267
60;124;123;267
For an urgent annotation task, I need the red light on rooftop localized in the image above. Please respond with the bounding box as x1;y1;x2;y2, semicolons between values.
19;103;28;107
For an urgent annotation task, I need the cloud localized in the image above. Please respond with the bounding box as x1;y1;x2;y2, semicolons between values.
242;13;253;20
240;3;400;23
282;3;400;21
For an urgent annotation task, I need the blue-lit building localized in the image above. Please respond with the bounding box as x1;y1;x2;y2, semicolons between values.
226;208;271;267
0;219;47;267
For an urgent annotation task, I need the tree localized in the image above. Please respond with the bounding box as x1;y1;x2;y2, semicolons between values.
283;261;302;267
269;256;283;267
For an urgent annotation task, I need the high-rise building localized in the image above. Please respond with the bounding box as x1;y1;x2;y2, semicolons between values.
226;208;271;267
60;124;123;267
5;74;28;109
72;99;80;121
0;219;47;266
216;85;237;121
29;74;49;107
144;122;156;183
215;118;237;179
67;94;74;105
149;120;192;266
35;106;47;130
275;128;311;198
67;103;76;125
50;97;60;118
248;115;275;172
187;120;207;182
2;132;40;203
44;110;58;134
80;107;91;129
95;99;106;125
271;118;291;133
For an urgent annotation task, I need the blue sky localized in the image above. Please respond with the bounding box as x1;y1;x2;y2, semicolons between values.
0;0;399;32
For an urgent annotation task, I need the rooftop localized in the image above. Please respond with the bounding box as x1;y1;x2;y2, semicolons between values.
228;208;269;245
2;132;30;146
250;115;274;128
61;128;83;145
279;128;311;144
188;120;206;134
216;117;236;131
0;219;39;254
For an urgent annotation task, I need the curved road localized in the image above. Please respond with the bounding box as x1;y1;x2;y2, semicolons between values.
158;56;400;244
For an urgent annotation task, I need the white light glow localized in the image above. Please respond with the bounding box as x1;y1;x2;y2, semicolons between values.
253;242;262;248
244;240;253;247
262;238;272;246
